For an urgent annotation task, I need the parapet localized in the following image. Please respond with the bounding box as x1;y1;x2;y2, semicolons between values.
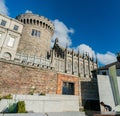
16;13;55;34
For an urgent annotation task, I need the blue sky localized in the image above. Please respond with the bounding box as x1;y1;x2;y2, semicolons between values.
1;0;120;66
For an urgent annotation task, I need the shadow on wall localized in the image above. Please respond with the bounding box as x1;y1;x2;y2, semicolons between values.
81;78;100;111
84;100;100;111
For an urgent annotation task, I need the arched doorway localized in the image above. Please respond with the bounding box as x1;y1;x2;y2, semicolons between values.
3;52;12;60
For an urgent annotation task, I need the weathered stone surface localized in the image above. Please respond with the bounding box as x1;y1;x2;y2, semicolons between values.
0;60;57;95
16;13;54;57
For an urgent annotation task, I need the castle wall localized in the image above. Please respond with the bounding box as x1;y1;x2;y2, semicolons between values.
16;13;54;57
0;59;57;95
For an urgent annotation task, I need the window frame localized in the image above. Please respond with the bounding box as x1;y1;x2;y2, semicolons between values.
62;81;75;95
31;29;40;37
13;25;19;31
7;36;15;47
0;20;7;26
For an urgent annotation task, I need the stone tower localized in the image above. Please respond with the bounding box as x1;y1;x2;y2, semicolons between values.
16;13;54;57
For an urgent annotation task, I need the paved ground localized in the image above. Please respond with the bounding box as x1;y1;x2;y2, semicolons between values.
0;111;119;116
0;112;85;116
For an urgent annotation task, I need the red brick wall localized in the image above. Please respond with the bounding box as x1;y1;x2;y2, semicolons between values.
0;60;79;96
57;73;79;95
0;60;57;95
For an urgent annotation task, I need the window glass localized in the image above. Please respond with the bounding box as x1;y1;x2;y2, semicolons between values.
13;25;19;31
31;29;40;37
37;31;40;37
80;63;83;74
62;82;74;95
35;30;37;36
0;20;6;26
85;65;88;74
7;37;15;47
55;60;58;70
31;29;34;36
68;60;72;73
74;62;78;74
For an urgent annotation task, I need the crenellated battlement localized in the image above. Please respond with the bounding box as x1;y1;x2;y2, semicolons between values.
16;13;54;34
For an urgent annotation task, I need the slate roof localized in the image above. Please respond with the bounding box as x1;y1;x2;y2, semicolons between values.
98;61;120;70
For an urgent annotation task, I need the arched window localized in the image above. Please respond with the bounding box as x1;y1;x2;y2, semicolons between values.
80;63;83;75
67;59;72;73
85;65;89;75
59;61;64;72
74;62;78;74
55;59;58;71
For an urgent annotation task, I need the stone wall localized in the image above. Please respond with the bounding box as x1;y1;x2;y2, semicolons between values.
16;13;54;57
0;59;57;95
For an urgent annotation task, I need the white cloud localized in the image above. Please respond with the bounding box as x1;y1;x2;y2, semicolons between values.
25;10;32;13
76;44;95;58
97;52;116;65
75;44;116;65
51;19;74;47
51;19;116;66
0;0;9;15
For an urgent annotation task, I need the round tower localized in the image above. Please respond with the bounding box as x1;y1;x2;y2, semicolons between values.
16;13;54;57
